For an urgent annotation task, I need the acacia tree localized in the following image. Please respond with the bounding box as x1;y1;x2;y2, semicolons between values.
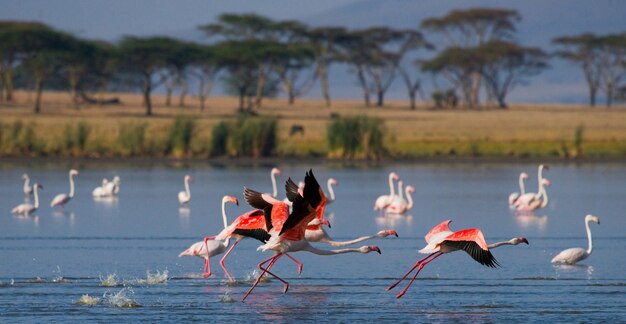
303;27;347;107
478;41;548;108
421;8;521;106
394;29;433;109
186;44;221;111
116;36;174;116
598;33;626;107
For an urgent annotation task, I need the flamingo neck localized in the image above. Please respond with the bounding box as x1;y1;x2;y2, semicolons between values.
537;165;544;193
519;174;526;195
303;241;368;255
539;182;549;208
397;182;404;200
68;173;75;198
321;234;377;247
388;173;395;196
184;178;191;198
33;187;40;208
271;171;278;197
221;200;229;229
327;181;335;201
488;239;516;249
405;188;413;210
24;177;30;191
585;218;593;255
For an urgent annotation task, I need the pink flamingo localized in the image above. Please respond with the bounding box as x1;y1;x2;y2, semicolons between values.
178;175;193;207
508;172;529;207
242;170;381;301
514;165;548;208
50;169;79;211
374;171;399;215
385;182;415;215
179;195;238;278
551;214;600;265
12;183;43;216
387;219;529;299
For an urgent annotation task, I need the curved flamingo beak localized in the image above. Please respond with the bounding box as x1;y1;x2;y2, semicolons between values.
369;246;381;254
387;230;398;237
321;219;331;228
519;237;529;244
230;197;239;205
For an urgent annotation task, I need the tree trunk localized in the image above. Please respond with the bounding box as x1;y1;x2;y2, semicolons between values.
409;90;416;110
376;91;384;107
254;67;266;109
4;69;14;102
34;73;44;114
143;75;152;116
179;79;188;107
318;64;331;107
68;70;80;109
238;87;245;112
589;86;597;107
165;78;175;107
357;67;370;107
497;93;507;109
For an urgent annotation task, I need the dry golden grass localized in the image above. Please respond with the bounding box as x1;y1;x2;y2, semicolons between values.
1;90;626;158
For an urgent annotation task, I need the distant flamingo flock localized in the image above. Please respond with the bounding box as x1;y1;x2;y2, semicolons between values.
10;164;601;300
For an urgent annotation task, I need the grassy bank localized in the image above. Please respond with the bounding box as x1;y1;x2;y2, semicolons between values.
1;91;626;159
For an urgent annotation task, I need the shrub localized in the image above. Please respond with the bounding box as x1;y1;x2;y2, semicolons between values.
118;123;147;156
166;115;196;157
230;117;277;157
209;121;229;157
327;115;386;159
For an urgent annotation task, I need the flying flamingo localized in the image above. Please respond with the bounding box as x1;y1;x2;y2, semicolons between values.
551;214;600;265
515;165;548;208
386;183;415;215
516;178;550;212
22;173;33;197
12;183;43;216
374;171;399;215
387;219;529;299
178;175;193;207
179;195;239;278
50;169;79;211
326;178;338;204
242;169;381;301
508;172;529;207
92;178;109;197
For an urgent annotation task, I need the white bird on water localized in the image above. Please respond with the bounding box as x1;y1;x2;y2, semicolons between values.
12;183;43;216
374;171;399;215
50;169;79;211
551;214;600;265
22;173;33;197
178;175;193;207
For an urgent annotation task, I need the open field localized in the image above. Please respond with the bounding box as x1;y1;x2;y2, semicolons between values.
1;91;626;159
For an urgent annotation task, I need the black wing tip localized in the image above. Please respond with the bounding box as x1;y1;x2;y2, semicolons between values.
243;187;269;210
285;177;299;202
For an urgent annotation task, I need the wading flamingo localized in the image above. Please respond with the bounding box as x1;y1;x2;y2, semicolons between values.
374;171;399;215
516;178;550;212
387;219;529;299
179;195;238;278
104;176;121;196
92;178;109;197
178;175;193;207
22;174;33;197
508;172;529;207
12;183;43;216
551;214;600;265
386;183;415;215
515;165;548;207
50;169;79;211
242;170;381;301
326;178;338;204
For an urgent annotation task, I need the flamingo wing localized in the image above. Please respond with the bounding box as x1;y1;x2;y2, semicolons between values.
285;177;300;202
51;194;68;207
425;220;453;243
551;247;586;264
441;228;499;268
244;187;275;231
232;228;271;243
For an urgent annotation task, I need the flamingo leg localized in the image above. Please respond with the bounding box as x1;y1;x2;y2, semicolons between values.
201;236;216;278
219;240;239;282
258;255;290;291
242;253;284;301
387;252;441;291
395;252;443;299
284;253;303;274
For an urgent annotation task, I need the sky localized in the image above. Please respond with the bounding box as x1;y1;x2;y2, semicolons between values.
1;0;625;104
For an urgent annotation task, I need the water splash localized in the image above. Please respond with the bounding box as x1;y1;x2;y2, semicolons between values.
52;266;71;283
76;294;100;306
220;289;235;303
104;287;142;308
100;273;120;287
0;279;15;287
137;270;169;285
28;277;46;283
244;269;270;284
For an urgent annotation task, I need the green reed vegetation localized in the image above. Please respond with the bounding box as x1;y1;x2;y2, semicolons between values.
0;118;624;160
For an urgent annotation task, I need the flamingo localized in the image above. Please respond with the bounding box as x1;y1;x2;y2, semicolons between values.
12;183;43;216
269;167;282;198
104;176;121;196
516;178;550;212
178;175;193;207
515;165;549;207
242;169;381;301
179;195;238;278
92;178;109;197
50;169;79;211
374;171;400;215
551;214;600;265
326;178;338;204
387;219;529;299
22;173;33;197
508;172;529;207
386;183;415;215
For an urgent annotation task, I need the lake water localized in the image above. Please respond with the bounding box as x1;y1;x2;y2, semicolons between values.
1;161;625;322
